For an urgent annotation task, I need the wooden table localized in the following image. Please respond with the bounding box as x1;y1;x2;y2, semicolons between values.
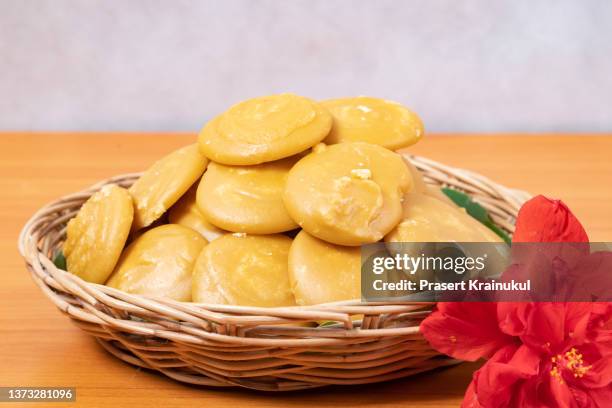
2;133;611;407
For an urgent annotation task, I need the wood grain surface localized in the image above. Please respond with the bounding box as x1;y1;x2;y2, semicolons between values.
1;133;611;408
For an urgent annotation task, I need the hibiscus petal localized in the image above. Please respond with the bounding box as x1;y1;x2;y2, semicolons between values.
565;302;596;343
512;195;589;243
591;302;612;327
521;303;567;352
588;385;612;408
581;354;612;389
498;302;532;336
461;379;483;408
421;303;515;361
567;253;612;302
593;329;612;347
562;387;594;408
513;377;548;408
473;344;539;407
547;375;576;408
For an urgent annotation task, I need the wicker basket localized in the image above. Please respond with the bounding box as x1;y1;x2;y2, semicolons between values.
18;154;531;391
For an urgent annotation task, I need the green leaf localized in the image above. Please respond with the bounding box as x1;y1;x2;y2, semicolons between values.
318;321;337;327
53;250;67;270
441;188;512;244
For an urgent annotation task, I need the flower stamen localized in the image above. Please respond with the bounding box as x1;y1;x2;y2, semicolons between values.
550;347;592;384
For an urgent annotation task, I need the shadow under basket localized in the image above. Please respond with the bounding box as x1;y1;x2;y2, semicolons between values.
18;154;531;391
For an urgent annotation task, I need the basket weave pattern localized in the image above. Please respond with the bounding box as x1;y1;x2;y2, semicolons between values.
18;154;531;391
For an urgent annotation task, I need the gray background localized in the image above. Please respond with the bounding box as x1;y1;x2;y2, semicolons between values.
2;0;611;132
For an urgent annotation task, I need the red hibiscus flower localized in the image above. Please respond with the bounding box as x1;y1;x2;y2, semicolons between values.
420;195;612;407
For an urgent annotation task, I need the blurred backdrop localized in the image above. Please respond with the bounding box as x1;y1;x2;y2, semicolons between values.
1;0;611;132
